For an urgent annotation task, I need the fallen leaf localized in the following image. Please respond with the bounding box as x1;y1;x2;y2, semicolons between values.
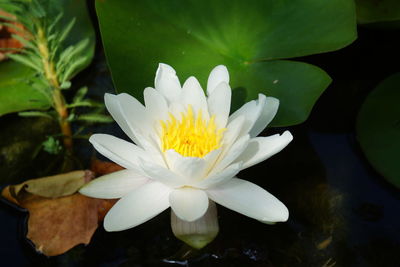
25;194;113;256
10;170;94;199
1;169;116;256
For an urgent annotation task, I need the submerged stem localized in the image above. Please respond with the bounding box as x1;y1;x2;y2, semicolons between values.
37;26;73;152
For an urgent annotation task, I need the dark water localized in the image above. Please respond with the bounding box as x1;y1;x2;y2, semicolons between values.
1;25;400;266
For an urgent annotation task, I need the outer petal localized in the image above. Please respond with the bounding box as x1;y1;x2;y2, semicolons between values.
89;134;147;170
207;178;289;222
249;97;279;137
181;76;209;119
104;181;171;231
106;93;152;137
207;81;231;128
155;63;181;103
169;188;209;222
236;131;293;170
104;93;141;144
79;169;148;199
228;94;267;137
207;65;229;95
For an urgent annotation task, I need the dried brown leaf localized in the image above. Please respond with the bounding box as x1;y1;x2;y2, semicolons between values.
11;170;94;199
1;170;116;256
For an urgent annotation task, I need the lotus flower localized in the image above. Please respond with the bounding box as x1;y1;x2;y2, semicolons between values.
80;64;293;232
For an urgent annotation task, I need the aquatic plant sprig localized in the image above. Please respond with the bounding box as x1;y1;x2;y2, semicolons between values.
80;63;293;248
0;0;107;153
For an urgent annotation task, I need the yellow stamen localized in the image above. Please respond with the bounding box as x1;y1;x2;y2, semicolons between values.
160;105;225;158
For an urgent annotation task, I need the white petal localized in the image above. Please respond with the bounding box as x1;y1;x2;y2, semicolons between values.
237;131;293;170
139;158;185;188
195;162;242;189
135;131;167;167
169;188;209;222
207;81;231;128
104;181;171;231
249;96;279;137
104;93;140;144
207;65;229;95
207;178;289;222
228;94;267;137
222;115;246;147
89;134;147;170
79;169;148;199
167;102;186;118
181;76;209;119
211;134;250;174
212;115;246;169
154;63;181;103
165;150;208;181
105;93;152;145
202;149;223;174
144;87;169;124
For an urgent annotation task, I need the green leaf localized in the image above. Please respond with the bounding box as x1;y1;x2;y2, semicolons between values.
18;111;54;120
60;81;71;89
55;0;95;80
59;39;91;82
0;61;52;116
76;113;113;123
356;73;400;188
355;0;400;24
72;86;88;103
96;0;356;126
57;17;76;44
7;53;42;72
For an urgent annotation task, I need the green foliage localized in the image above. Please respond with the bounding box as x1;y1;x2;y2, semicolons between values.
0;0;95;85
355;0;400;24
0;0;95;117
75;114;114;124
0;61;51;116
356;73;400;188
18;111;54;120
42;136;63;155
96;0;356;126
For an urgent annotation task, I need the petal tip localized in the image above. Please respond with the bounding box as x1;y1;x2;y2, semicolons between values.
282;131;293;142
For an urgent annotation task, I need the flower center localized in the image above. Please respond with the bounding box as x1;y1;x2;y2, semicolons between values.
160;105;225;158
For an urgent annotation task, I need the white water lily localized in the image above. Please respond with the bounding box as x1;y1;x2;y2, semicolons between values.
80;63;293;232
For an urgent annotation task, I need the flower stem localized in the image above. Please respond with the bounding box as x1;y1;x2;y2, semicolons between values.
37;27;73;153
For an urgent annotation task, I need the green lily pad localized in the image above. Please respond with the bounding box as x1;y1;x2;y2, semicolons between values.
356;73;400;188
0;61;51;116
355;0;400;24
96;0;356;126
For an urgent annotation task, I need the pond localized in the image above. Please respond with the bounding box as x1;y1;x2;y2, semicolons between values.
1;3;400;267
